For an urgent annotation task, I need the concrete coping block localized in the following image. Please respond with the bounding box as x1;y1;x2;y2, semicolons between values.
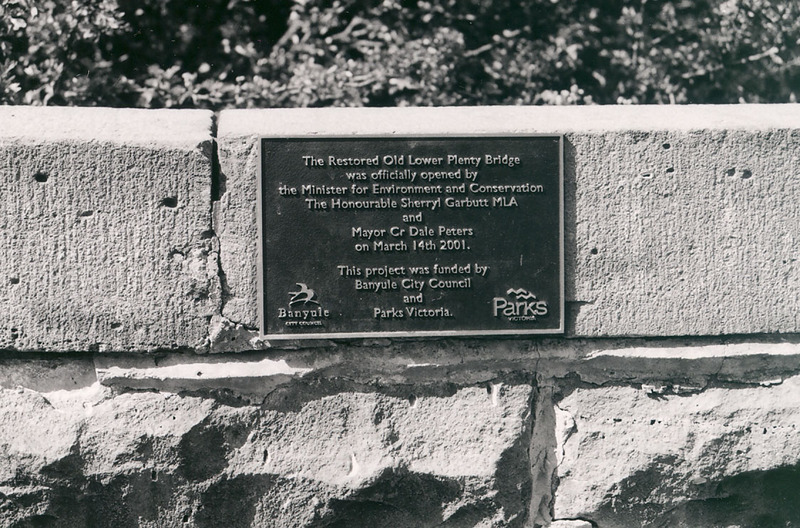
216;105;800;337
219;104;800;137
0;106;215;352
0;106;213;149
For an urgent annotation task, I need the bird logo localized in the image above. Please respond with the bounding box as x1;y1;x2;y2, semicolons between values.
288;283;319;306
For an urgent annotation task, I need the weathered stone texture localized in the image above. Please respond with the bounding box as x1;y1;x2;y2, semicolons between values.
214;123;260;327
0;374;533;527
2;339;800;526
217;105;799;337
0;107;216;351
552;373;800;527
567;128;799;336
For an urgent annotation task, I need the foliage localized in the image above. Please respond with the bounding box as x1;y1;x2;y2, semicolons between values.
0;0;129;105
1;0;799;108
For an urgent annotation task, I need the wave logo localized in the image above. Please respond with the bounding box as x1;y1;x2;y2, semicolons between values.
492;288;548;321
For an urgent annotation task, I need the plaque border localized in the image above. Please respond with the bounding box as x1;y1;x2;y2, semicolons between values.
257;134;565;340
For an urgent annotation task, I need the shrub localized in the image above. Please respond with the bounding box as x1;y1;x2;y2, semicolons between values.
0;0;129;105
2;0;799;108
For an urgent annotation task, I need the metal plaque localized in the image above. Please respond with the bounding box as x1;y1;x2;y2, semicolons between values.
259;136;563;339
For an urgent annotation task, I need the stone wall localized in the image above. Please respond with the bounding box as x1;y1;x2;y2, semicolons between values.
0;105;798;527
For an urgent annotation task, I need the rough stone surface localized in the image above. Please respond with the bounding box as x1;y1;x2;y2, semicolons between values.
0;364;533;527
567;128;799;336
552;373;800;527
214;120;260;328
0;107;216;352
0;340;799;526
217;105;800;337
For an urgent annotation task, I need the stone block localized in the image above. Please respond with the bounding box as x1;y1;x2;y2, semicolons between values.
0;107;215;351
0;378;533;527
217;105;799;337
552;373;800;527
567;127;799;336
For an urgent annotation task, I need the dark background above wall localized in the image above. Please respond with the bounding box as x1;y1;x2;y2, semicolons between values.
2;0;800;108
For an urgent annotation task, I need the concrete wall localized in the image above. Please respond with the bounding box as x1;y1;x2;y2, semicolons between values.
0;107;215;352
0;105;798;527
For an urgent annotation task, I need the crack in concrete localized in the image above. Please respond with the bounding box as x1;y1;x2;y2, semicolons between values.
204;113;245;352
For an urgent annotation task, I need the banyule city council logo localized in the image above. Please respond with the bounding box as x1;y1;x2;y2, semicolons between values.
289;283;319;306
492;288;548;321
278;282;330;326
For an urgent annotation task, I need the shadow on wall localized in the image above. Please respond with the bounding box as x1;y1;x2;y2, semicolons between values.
312;470;465;528
561;137;581;332
592;462;800;528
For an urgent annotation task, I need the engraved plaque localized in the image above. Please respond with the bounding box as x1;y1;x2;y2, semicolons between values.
259;136;563;339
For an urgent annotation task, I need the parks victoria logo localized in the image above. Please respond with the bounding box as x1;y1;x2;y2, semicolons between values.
492;288;549;322
277;283;331;327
